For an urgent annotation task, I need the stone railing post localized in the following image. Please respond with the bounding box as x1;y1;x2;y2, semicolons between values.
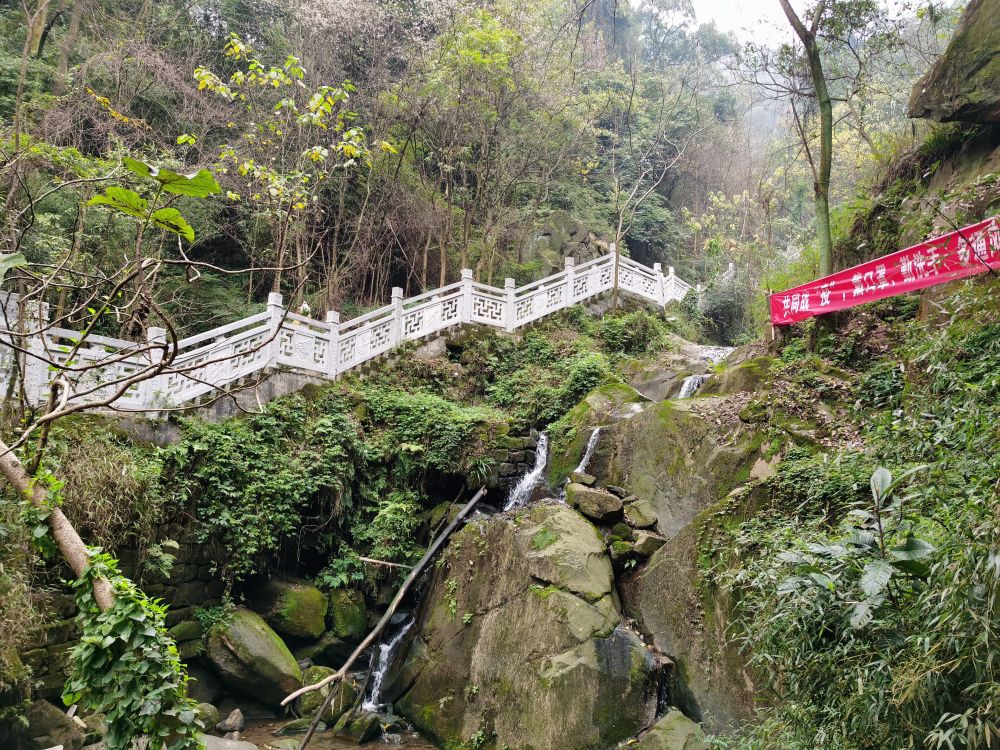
504;278;516;332
391;287;404;346
564;256;575;306
460;269;474;323
325;310;340;379
652;262;664;305
267;291;284;365
666;266;676;302
23;299;50;406
140;326;166;408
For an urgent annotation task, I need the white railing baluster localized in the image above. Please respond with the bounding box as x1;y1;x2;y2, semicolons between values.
504;278;516;332
460;269;473;324
326;310;340;379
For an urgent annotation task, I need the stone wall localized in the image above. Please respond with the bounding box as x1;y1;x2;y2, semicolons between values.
485;431;540;495
23;529;225;701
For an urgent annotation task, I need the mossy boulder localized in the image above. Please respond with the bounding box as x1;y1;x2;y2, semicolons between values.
333;710;382;743
293;630;353;668
297;666;359;724
195;702;220;729
328;589;367;641
515;503;613;602
25;699;84;750
566;483;623;523
637;709;707;750
247;576;328;639
699;357;775;396
205;607;303;705
548;383;650;485
598;398;760;541
624;497;658;529
633;531;666;557
392;504;658;750
909;0;1000;124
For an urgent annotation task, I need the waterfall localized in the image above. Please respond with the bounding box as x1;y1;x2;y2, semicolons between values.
574;427;602;474
362;618;415;713
677;374;707;399
504;432;549;511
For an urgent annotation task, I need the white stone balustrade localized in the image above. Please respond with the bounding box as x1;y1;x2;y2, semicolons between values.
0;250;693;410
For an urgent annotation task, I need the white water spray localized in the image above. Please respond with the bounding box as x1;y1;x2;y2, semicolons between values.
574;427;602;474
362;618;414;712
504;432;549;510
677;374;707;399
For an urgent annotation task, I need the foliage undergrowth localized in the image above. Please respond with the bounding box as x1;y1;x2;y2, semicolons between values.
707;280;1000;750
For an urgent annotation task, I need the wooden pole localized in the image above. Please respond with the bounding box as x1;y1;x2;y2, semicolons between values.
288;486;488;750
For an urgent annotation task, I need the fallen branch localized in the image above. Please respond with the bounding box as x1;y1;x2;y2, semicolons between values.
357;555;409;569
287;486;487;750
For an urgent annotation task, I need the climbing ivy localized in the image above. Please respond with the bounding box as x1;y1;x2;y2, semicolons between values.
63;552;202;750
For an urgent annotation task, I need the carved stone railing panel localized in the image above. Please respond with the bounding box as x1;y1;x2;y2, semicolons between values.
0;248;694;410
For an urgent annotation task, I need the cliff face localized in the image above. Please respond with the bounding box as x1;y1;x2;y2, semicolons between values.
909;0;1000;124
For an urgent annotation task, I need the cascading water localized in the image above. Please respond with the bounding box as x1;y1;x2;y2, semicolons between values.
504;432;549;511
676;374;707;399
574;427;602;475
362;618;415;712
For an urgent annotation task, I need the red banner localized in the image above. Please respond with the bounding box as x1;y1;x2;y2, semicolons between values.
770;217;1000;325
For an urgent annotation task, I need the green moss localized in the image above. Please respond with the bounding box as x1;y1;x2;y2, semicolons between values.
531;527;558;550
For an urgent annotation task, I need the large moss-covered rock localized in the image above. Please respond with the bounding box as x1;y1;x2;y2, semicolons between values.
637;709;708;750
25;699;85;750
698;357;775;396
391;503;658;750
548;383;651;485
595;398;760;541
247;576;328;639
566;483;623;523
297;666;359;723
909;0;1000;123
293;630;353;668
514;502;613;602
619;496;758;733
328;589;367;641
206;607;303;705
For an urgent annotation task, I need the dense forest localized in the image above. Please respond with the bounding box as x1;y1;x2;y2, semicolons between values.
1;1;999;750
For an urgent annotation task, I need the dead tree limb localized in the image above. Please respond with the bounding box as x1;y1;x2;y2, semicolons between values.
285;486;487;750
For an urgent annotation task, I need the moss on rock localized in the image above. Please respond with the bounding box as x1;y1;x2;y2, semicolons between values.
328;589;367;642
247;576;328;639
205;607;303;705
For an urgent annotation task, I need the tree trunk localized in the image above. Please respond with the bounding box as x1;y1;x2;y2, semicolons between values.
779;0;834;277
0;438;114;611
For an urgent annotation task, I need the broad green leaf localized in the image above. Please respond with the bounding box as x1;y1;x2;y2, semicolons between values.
870;467;892;501
88;187;149;219
890;558;931;578
155;168;221;197
808;572;835;591
123;157;221;197
151;208;195;241
890;536;935;561
0;252;27;282
846;530;876;548
849;601;873;629
861;560;893;598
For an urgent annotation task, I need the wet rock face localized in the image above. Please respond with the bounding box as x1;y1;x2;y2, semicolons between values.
595;398;758;542
909;0;1000;123
247;576;328;639
391;503;659;750
205;607;303;705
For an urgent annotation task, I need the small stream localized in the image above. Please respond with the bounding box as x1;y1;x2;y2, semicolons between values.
503;432;549;510
362;618;415;712
242;719;437;749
